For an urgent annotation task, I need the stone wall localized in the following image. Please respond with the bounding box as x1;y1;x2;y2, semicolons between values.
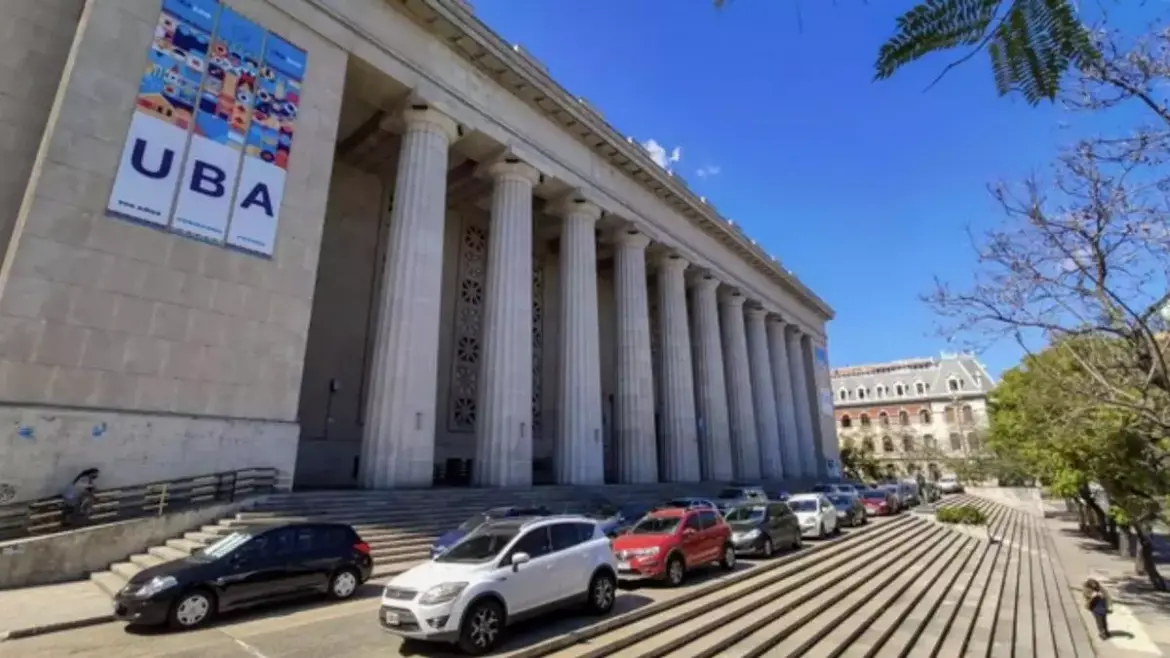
0;0;346;501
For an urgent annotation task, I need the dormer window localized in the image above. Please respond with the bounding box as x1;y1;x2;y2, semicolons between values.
895;383;904;396
857;387;867;400
915;381;925;395
948;378;960;392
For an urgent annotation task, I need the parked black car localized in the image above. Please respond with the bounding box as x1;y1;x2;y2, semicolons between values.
724;501;803;557
113;522;374;630
827;493;867;527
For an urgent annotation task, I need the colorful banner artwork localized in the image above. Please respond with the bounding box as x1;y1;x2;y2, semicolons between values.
172;6;265;242
106;0;308;258
226;33;306;255
107;0;218;227
814;346;829;368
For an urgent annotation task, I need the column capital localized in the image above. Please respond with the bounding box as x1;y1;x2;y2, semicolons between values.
690;272;720;291
745;305;769;320
611;226;651;249
549;191;602;222
400;104;459;142
655;251;689;272
718;288;746;307
767;315;788;328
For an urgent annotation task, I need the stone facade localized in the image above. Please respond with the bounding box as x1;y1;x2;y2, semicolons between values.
0;0;838;501
832;353;995;477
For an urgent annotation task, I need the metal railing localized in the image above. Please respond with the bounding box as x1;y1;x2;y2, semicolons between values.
0;468;280;541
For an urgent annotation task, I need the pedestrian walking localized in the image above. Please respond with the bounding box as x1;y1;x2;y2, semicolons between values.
1082;578;1112;639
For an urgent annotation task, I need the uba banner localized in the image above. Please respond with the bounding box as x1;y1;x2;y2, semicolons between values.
106;0;307;258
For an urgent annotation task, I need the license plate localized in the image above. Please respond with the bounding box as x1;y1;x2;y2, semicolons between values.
384;610;400;625
617;561;630;570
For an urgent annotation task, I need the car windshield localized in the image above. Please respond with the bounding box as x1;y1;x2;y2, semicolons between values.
828;495;852;506
787;499;818;512
436;528;518;563
197;531;252;560
810;485;831;493
723;506;766;522
862;490;887;500
665;499;699;508
630;516;682;534
457;513;490;532
717;488;745;499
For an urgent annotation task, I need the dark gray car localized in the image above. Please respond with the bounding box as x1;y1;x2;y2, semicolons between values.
724;502;803;557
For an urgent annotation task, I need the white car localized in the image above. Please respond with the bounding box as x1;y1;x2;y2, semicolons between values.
938;475;964;494
786;493;840;538
379;515;619;655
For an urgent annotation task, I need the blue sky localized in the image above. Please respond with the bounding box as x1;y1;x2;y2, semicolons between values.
472;0;1153;378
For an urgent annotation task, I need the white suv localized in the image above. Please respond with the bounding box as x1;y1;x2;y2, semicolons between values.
378;515;619;655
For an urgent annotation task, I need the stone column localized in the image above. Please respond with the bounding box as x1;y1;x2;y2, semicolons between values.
473;158;541;487
551;194;604;484
767;317;802;478
655;253;701;482
719;289;761;481
745;307;783;480
690;275;734;481
801;333;829;477
612;228;658;483
786;325;816;478
361;106;458;488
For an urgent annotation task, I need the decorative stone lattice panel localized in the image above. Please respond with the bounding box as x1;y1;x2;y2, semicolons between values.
448;216;488;432
532;255;545;438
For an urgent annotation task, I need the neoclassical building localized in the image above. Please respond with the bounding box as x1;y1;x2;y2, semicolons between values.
831;354;994;478
0;0;837;501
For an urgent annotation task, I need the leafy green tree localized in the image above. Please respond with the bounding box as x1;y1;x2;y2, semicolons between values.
840;439;884;482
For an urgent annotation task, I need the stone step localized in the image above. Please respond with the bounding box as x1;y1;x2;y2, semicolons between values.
90;569;129;597
109;561;142;582
128;552;166;570
166;537;207;554
147;544;190;563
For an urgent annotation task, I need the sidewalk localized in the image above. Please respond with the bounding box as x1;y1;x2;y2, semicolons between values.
0;580;113;641
1043;513;1170;657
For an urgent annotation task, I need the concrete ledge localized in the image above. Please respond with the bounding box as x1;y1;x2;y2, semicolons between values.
0;614;114;642
0;497;267;589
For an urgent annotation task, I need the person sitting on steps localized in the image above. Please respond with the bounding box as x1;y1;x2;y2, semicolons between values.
1082;578;1112;640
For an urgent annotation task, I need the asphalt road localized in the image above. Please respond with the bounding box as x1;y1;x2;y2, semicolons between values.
3;554;767;658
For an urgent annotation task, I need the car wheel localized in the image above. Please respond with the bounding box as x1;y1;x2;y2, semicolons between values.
327;567;360;600
761;536;774;558
793;532;804;550
168;589;215;631
833;522;842;536
458;598;505;656
720;544;737;571
586;572;617;615
818;522;826;538
665;555;686;587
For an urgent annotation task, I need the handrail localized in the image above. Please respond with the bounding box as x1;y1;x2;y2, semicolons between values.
0;467;280;541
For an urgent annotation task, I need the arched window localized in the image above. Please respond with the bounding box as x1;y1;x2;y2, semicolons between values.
901;435;914;452
948;378;960;392
840;415;852;429
882;436;895;452
898;410;910;426
863;437;875;452
967;433;980;451
860;413;871;427
838;388;847;401
928;463;941;479
878;411;890;426
884;462;897;477
895;382;905;396
949;433;962;451
915;381;926;395
961;405;974;423
857;387;867;400
919;409;932;424
906;462;920;475
923;434;936;450
944;406;956;424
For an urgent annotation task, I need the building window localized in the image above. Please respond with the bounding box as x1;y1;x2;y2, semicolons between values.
857;387;867;400
919;409;932;424
878;411;890;426
895;382;905;396
882;436;895;453
961;405;974;424
948;378;960;392
945;406;956;424
838;388;847;401
949;433;962;451
923;434;936;450
898;410;910;426
860;413;871;427
840;414;852;429
863;437;875;452
902;435;914;452
967;433;980;451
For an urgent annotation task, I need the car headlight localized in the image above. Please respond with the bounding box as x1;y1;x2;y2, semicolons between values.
419;582;468;605
630;546;660;557
739;529;760;540
135;575;178;598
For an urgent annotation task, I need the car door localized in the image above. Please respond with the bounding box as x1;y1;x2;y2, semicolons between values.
819;497;837;531
548;522;592;600
290;525;340;593
216;530;298;609
497;526;556;613
678;512;706;564
697;510;723;561
768;504;791;544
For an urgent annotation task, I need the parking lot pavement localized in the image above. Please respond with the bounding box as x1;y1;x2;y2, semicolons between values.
3;558;765;658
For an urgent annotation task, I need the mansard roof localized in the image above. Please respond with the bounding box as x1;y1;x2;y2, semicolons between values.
830;353;995;405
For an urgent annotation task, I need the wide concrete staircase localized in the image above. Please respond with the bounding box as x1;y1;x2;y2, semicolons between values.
88;482;759;598
495;494;1097;658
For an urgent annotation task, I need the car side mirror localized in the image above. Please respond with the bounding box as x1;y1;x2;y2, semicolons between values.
510;552;530;570
683;528;697;537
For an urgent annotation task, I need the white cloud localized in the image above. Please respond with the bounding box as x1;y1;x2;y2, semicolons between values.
695;165;721;178
641;138;682;169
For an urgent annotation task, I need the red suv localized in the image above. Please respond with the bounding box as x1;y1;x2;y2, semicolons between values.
611;506;735;586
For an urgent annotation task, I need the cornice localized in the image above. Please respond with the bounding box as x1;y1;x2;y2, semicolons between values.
416;0;834;321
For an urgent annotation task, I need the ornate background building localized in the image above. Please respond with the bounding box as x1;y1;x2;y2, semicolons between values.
831;353;995;479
